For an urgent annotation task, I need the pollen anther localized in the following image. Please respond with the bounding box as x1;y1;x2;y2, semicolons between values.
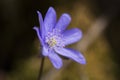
45;29;65;48
47;37;57;47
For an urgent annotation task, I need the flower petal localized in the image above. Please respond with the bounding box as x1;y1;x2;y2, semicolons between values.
44;7;56;32
48;51;63;69
62;28;82;45
37;11;45;38
55;48;86;64
55;13;71;32
42;46;49;56
33;26;44;46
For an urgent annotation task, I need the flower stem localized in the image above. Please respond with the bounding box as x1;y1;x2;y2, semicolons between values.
38;57;45;80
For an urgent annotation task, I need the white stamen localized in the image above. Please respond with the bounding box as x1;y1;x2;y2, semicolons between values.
45;29;65;49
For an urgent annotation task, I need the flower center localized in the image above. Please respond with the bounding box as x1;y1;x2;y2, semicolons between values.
47;37;57;47
45;29;65;48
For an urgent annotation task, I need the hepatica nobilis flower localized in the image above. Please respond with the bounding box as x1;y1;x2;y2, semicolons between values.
33;7;86;69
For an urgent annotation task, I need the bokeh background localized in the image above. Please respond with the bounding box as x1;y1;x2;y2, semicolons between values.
0;0;120;80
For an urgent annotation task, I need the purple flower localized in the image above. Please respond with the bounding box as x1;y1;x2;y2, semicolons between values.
33;7;86;69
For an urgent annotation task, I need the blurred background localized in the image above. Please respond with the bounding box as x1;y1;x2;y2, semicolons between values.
0;0;120;80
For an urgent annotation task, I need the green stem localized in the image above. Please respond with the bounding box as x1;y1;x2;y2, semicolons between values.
38;57;45;80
